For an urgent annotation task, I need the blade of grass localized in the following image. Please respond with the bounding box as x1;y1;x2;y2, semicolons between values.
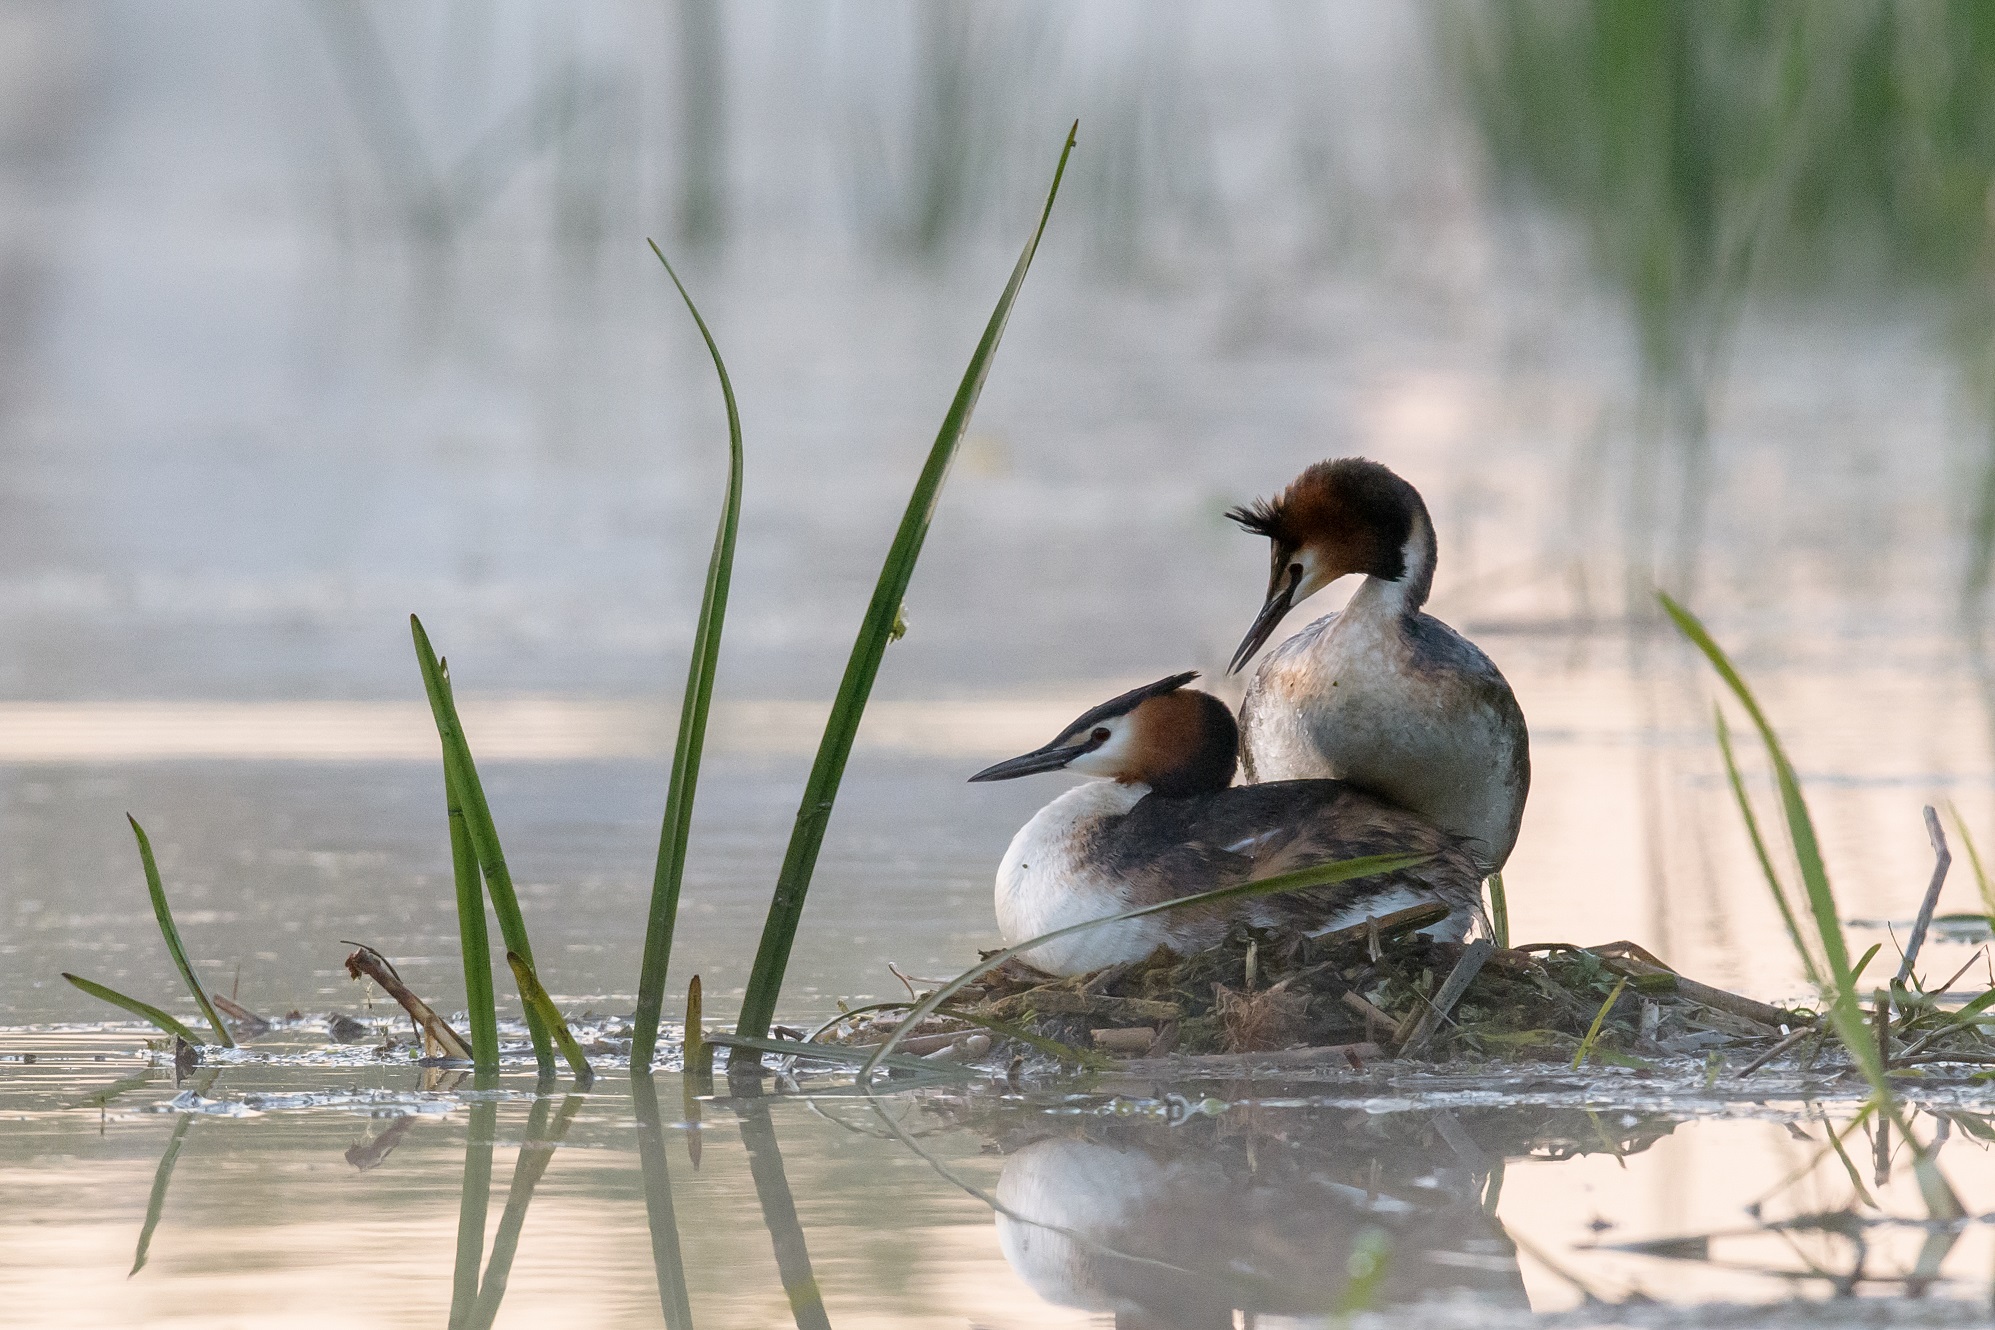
126;816;231;1047
706;1032;975;1082
62;974;201;1046
411;616;553;1075
1715;709;1819;986
632;241;744;1071
1571;974;1631;1070
860;850;1430;1081
504;952;593;1084
683;973;705;1074
1944;802;1995;922
448;765;498;1071
1487;871;1510;949
736;122;1078;1042
1661;592;1961;1219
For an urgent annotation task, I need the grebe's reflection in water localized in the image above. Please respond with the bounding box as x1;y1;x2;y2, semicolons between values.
990;1106;1672;1328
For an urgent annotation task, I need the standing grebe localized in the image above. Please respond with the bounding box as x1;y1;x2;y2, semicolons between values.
1227;459;1529;871
969;672;1484;976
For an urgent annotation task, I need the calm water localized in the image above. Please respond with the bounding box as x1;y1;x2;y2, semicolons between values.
8;3;1995;1324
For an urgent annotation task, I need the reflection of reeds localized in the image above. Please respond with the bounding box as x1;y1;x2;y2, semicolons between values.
632;1072;697;1330
735;125;1077;1044
464;1095;585;1329
735;1093;834;1330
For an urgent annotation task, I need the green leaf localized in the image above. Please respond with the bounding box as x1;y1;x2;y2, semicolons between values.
631;241;745;1071
735;123;1079;1041
126;816;232;1047
410;617;554;1076
447;765;498;1072
62;973;201;1046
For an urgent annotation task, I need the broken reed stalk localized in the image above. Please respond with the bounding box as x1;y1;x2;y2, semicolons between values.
60;973;200;1045
505;952;593;1083
1403;938;1494;1058
344;944;473;1060
128;816;233;1047
1894;805;1950;989
410;616;554;1076
734;122;1079;1043
682;974;706;1074
447;766;499;1071
859;850;1430;1081
1661;592;1963;1221
630;242;744;1072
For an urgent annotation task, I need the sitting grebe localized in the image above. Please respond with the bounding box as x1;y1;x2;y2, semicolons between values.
969;672;1483;976
1227;459;1529;871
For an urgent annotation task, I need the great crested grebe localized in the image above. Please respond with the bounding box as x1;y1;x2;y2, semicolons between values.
968;672;1484;977
1227;458;1529;871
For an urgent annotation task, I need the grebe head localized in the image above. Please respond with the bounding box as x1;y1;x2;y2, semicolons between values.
1225;457;1436;671
968;672;1238;798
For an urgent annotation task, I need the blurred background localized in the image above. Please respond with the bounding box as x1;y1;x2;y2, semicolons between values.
6;0;1995;1022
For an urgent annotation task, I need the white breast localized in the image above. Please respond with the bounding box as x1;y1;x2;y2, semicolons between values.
994;781;1169;977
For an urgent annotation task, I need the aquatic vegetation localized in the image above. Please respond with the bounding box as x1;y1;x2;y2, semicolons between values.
631;242;744;1073
735;123;1079;1043
411;615;556;1076
445;764;497;1070
1663;592;1963;1219
504;952;593;1084
62;816;234;1048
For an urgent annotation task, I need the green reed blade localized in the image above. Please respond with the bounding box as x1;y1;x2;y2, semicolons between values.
1714;708;1819;987
706;1032;974;1082
1571;974;1630;1070
63;973;200;1047
504;952;593;1083
447;1095;497;1330
410;615;553;1075
130;1107;196;1276
125;816;232;1047
736;123;1078;1042
632;1072;697;1330
860;850;1430;1081
447;765;498;1072
1945;802;1995;923
1661;592;1962;1219
1487;871;1510;949
631;241;744;1071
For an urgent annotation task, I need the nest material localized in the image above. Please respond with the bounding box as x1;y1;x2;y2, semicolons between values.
952;904;1809;1066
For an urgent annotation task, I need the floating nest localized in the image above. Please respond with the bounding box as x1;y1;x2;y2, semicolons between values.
828;903;1816;1073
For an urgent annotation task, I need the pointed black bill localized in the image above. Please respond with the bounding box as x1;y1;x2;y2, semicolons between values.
1228;564;1300;674
968;742;1093;783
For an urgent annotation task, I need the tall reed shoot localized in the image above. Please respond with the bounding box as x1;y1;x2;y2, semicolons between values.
1661;592;1961;1218
412;616;553;1075
735;122;1079;1042
631;242;744;1070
